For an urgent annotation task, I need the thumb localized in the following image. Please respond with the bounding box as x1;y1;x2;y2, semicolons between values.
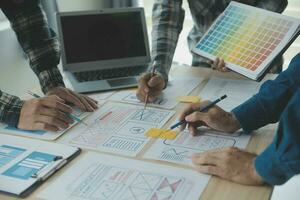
185;112;208;123
148;76;164;88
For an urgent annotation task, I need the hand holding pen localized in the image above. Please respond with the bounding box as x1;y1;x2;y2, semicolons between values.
171;95;242;136
136;62;166;104
140;66;157;119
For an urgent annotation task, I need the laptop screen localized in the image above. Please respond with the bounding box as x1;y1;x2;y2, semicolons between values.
60;11;147;64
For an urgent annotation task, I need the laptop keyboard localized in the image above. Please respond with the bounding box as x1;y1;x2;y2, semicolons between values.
73;66;146;82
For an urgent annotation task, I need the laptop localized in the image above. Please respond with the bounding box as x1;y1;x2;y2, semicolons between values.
56;8;150;93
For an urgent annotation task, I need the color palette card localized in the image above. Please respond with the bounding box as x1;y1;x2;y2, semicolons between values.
193;2;300;80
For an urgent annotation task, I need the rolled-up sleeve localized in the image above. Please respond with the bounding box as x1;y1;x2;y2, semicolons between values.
151;0;185;82
2;0;65;94
255;87;300;185
232;53;300;133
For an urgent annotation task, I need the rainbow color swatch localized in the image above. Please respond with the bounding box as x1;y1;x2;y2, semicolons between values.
193;2;300;80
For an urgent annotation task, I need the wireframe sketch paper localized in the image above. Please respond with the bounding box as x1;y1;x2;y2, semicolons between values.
88;91;115;101
109;76;203;109
60;102;175;157
143;129;250;166
38;152;210;200
0;107;89;141
0;134;79;196
200;77;261;111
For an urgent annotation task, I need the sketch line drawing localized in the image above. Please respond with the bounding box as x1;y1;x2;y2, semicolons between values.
102;136;145;152
160;148;189;162
121;172;183;200
130;127;146;135
163;134;236;152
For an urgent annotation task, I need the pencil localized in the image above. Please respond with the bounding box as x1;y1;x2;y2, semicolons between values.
170;95;227;130
140;66;156;120
27;90;88;126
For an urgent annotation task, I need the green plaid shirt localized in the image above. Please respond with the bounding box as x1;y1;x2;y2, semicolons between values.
0;0;64;127
151;0;288;81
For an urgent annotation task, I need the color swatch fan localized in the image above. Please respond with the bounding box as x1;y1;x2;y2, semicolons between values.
193;2;300;80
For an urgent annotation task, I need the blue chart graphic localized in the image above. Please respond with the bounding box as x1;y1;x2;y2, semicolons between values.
5;126;46;135
0;145;26;168
2;151;56;180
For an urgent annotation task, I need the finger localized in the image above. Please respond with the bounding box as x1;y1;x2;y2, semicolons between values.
85;96;99;109
207;60;213;65
212;58;220;69
179;103;201;121
179;122;187;131
47;95;65;103
34;122;59;132
222;66;230;72
38;107;73;124
40;98;72;114
78;94;94;112
148;76;164;89
138;73;151;93
148;89;163;98
148;96;157;103
191;153;220;166
36;115;69;129
66;91;87;111
218;58;225;70
188;123;198;136
195;165;221;177
85;95;98;105
136;91;146;102
185;112;209;123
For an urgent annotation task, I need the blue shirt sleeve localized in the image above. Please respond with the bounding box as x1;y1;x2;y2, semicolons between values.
232;53;300;133
255;87;300;185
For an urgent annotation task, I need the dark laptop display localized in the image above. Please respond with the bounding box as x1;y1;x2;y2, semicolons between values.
56;8;150;93
61;12;147;64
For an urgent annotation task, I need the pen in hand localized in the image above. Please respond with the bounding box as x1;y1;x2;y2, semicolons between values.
27;90;88;126
140;66;156;120
170;95;227;130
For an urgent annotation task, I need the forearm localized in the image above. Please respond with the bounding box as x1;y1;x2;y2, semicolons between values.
151;0;185;82
2;0;65;94
255;88;300;185
0;90;24;127
232;53;300;133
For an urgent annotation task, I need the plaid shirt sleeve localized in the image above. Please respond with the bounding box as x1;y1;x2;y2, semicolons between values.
151;0;185;82
2;0;65;94
0;0;65;127
0;91;24;127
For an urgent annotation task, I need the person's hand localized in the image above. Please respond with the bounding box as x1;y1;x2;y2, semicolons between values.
47;87;98;112
179;101;241;136
136;72;166;103
18;95;74;132
208;57;230;72
192;147;264;185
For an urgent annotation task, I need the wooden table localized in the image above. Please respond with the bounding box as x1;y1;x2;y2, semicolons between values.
0;66;277;200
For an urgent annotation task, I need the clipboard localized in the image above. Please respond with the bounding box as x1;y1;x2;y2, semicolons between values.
0;135;81;197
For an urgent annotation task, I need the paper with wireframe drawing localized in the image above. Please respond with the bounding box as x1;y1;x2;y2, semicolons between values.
60;102;175;157
38;152;210;200
109;76;204;109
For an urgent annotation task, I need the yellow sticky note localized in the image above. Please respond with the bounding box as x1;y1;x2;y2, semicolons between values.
160;130;177;140
145;128;177;140
176;96;201;103
146;128;163;138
